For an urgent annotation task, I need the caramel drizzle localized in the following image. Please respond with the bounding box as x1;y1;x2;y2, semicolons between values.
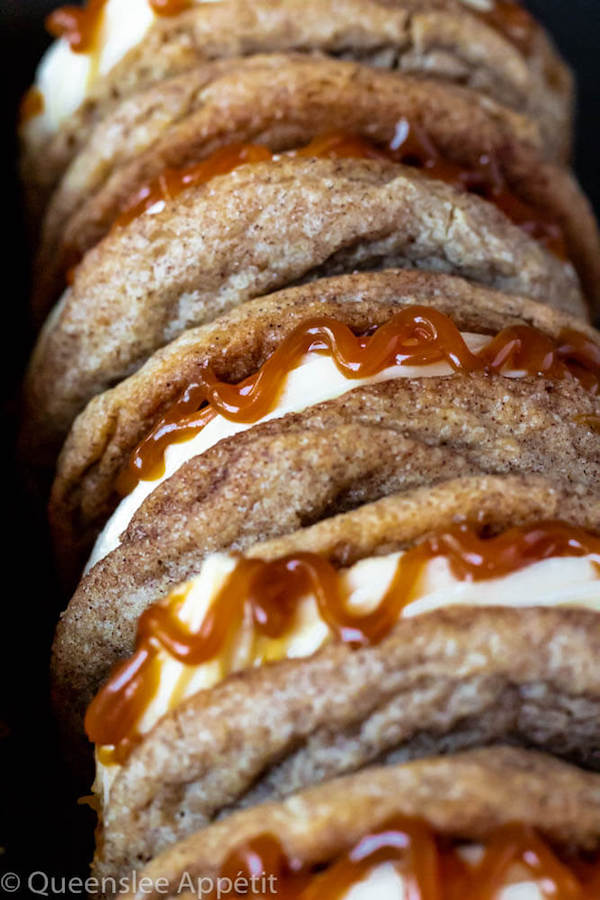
46;0;108;52
85;519;600;761
19;87;44;125
46;0;191;51
114;142;273;228
117;308;600;491
149;0;193;13
113;133;393;228
112;128;567;260
215;821;596;899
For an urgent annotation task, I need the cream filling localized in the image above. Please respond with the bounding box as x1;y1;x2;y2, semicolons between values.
25;0;221;140
86;332;493;571
95;548;600;804
341;862;546;900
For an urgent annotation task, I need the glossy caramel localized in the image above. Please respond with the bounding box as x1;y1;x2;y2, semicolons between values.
114;142;272;228
19;87;44;125
113;127;566;258
46;0;108;52
46;0;193;51
118;309;600;490
150;0;193;13
86;519;600;760
214;820;595;899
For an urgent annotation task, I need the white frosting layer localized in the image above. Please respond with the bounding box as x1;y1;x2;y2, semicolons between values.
134;550;600;734
343;864;405;900
26;0;221;139
95;546;600;803
87;332;492;570
340;863;545;900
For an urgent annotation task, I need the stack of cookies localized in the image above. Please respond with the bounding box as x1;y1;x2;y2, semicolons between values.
20;1;600;896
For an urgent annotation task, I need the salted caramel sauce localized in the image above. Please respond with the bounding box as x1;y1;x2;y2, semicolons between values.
214;820;595;899
573;857;600;893
112;125;566;258
45;0;193;52
222;818;441;899
85;519;600;763
19;87;44;125
468;824;586;900
489;189;567;260
558;328;600;395
117;306;478;488
46;0;109;53
117;309;600;492
114;142;273;228
149;0;193;13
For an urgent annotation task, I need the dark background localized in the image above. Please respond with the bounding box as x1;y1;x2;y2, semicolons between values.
0;1;598;896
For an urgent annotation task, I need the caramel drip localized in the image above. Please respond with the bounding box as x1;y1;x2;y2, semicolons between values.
46;0;108;52
19;87;44;125
573;857;600;893
213;820;594;899
112;126;566;258
469;824;586;900
149;0;193;13
119;306;483;486
440;847;473;900
45;0;194;51
85;519;600;760
114;142;273;228
490;189;566;259
558;328;600;395
477;0;537;55
117;309;600;491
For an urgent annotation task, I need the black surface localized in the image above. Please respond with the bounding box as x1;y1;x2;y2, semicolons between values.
527;0;600;222
0;2;598;896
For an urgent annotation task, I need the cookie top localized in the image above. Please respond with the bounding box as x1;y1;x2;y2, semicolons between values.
49;269;600;576
23;156;586;473
33;51;582;316
51;368;600;741
87;473;600;882
21;0;572;214
113;747;600;900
